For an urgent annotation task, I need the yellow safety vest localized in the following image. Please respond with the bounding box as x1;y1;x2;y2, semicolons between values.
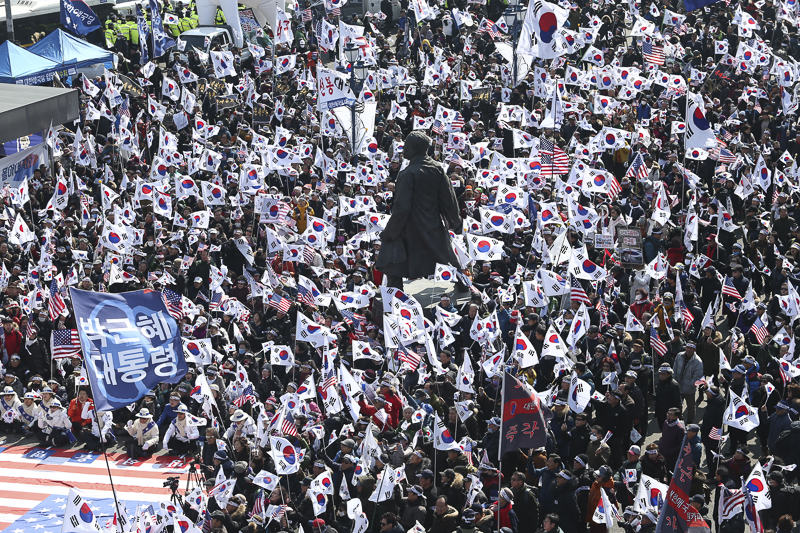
214;8;226;24
118;20;132;41
179;17;193;32
105;28;116;48
128;21;139;45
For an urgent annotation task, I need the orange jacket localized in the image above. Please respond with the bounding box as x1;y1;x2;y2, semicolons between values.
586;478;615;522
68;398;93;425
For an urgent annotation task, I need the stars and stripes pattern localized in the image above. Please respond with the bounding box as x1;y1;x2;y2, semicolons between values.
0;445;190;532
162;288;184;320
626;152;649;180
302;8;312;21
119;97;131;119
209;290;225;311
570;276;591;305
722;276;743;299
478;18;501;38
719;487;745;520
432;120;445;136
709;427;723;440
650;327;668;357
709;147;737;163
48;279;66;319
267;292;293;313
678;302;694;331
397;344;422;371
539;138;570;174
642;39;665;65
233;384;257;407
607;175;622;199
280;409;299;437
750;315;769;344
51;329;82;359
303;245;317;264
451;111;465;130
340;309;366;329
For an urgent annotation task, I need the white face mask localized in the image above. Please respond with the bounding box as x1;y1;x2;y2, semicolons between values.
590;434;599;441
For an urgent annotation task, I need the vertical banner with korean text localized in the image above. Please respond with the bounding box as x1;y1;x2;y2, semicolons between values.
71;288;187;410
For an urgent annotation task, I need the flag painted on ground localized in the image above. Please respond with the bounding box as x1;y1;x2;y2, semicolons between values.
499;372;553;455
0;445;190;531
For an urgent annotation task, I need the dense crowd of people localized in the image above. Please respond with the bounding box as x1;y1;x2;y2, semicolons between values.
4;0;800;530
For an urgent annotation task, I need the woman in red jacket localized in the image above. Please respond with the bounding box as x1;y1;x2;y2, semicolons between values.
629;288;654;321
67;389;94;436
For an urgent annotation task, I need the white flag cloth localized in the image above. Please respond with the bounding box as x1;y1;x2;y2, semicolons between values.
743;462;772;510
9;213;34;245
685;94;717;149
62;488;102;533
591;487;616;526
433;412;461;451
268;436;300;474
568;372;591;413
723;389;759;432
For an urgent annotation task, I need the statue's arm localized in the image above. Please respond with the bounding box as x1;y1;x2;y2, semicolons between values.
382;170;415;241
438;166;462;234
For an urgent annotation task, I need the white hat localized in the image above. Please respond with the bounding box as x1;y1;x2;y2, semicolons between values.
136;408;152;418
230;409;247;422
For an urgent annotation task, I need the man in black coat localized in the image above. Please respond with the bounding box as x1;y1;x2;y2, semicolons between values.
654;364;682;430
765;470;800;530
551;471;581;533
376;132;462;289
603;390;632;469
700;386;726;469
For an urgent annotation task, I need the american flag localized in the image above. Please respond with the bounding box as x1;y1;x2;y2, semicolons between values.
539;138;570;174
303;245;316;264
233;384;257;407
320;368;337;393
650;327;668;357
750;315;768;344
250;491;266;518
268;504;288;521
162;288;184;320
722;276;742;299
326;6;340;17
719;487;745;520
25;319;34;339
451;111;465;130
119;97;131;119
340;309;366;329
570;276;591;305
719;128;735;141
297;283;317;308
397;344;422;371
201;509;213;533
709;147;737;163
432;120;445;136
626;152;649;180
642;39;665;65
302;8;312;21
280;408;299;437
50;329;81;359
48;279;66;319
679;302;694;331
209;290;226;311
595;292;609;328
709;427;723;440
478;18;500;38
607;175;622;199
267;292;292;313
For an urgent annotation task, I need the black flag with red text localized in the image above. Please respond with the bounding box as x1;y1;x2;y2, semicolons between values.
500;372;553;455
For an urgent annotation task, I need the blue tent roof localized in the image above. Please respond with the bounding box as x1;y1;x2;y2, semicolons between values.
29;29;114;70
0;41;62;85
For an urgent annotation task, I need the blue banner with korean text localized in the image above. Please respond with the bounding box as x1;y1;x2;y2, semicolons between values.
70;288;187;410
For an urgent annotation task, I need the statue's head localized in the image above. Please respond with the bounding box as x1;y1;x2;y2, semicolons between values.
404;131;431;160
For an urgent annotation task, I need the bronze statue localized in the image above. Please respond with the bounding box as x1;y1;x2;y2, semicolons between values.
376;132;463;289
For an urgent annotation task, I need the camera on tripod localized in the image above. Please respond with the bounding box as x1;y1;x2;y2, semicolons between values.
163;476;180;492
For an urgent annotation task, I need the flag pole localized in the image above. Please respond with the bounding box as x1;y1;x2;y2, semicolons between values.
67;288;126;532
497;368;505;533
